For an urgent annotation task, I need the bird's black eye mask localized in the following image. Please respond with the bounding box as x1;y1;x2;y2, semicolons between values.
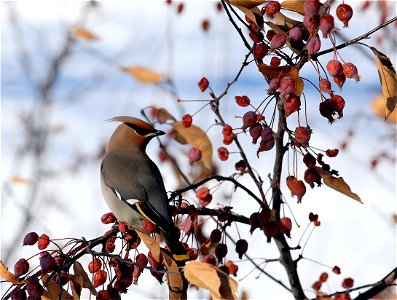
126;123;155;136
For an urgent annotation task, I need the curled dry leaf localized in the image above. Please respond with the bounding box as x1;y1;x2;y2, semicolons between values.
280;0;305;15
41;274;73;300
184;261;238;300
171;122;213;173
371;93;397;123
73;261;97;296
69;275;84;299
369;47;397;120
272;12;301;28
72;26;98;40
315;167;362;203
0;260;25;284
259;64;304;96
155;108;175;124
121;66;164;84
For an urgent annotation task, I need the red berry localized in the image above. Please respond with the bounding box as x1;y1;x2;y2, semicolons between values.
327;60;342;77
342;62;359;81
294;126;311;146
215;243;228;263
253;43;268;59
217;147;229;161
235;95;250;107
222;124;233;136
319;99;335;123
136;253;148;267
101;212;117;224
326;148;339;157
258;207;272;226
196;187;210;200
312;280;322;291
23;232;39;246
10;288;26;300
242;111;257;132
286;176;306;203
249;212;260;233
279;76;296;98
266;29;276;41
94;270;108;288
263;1;281;17
249;123;262;144
303;153;316;168
202;19;210;32
176;3;184;14
105;236;116;253
304;167;322;188
305;36;321;55
223;133;235;145
249;31;263;43
27;279;43;298
210;229;222;244
284;94;301;117
288;27;302;41
342;277;354;289
188;147;202;165
216;2;223;12
219;265;230;275
330;94;345;117
38;234;50;250
198;77;209;92
268;78;280;93
333;72;346;90
270;33;286;49
319;78;332;94
235;239;248;259
279;217;292;238
320;272;329;282
270;56;281;67
225;260;238;276
319;14;334;37
303;14;319;35
14;258;29;277
257;126;275;154
88;258;102;274
332;265;341;274
39;252;56;273
303;0;320;17
182;114;193;128
203;254;217;266
263;221;278;242
309;212;319;222
235;159;248;172
336;4;353;27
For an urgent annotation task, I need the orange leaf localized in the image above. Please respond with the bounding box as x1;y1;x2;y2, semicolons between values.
0;260;25;284
315;167;362;203
73;26;98;40
122;66;163;84
371;92;397;123
73;261;97;296
172;122;213;173
280;0;305;14
184;261;238;300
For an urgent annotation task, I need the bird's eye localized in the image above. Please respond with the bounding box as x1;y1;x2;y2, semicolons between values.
134;128;148;136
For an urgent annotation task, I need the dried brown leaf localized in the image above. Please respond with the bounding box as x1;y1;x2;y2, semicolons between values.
172;122;213;173
272;12;301;28
280;0;305;14
41;274;73;300
122;66;164;84
73;26;98;40
0;260;25;284
161;250;185;300
227;0;266;9
369;47;397;120
155;108;175;124
73;261;97;296
69;274;84;299
184;261;238;300
315;167;362;203
136;230;162;263
371;92;397;123
230;5;263;26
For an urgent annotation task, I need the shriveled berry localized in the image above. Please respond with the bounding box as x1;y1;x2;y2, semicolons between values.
38;234;50;250
263;1;281;17
303;0;320;17
39;252;56;273
27;279;43;299
235;160;248;172
219;265;230;275
215;243;228;263
303;14;319;35
23;232;39;246
303;153;316;168
96;290;109;299
294;126;311;146
330;95;345;117
105;236;116;253
327;60;342;77
284;94;301;117
210;229;222;244
94;270;108;288
319;14;334;37
225;260;238;276
217;147;229;161
258;207;272;226
253;43;268;59
249;123;262;144
270;33;286;49
336;3;353;27
14;258;29;277
288;27;302;41
203;254;217;266
222;124;233;136
101;212;116;224
319;99;335;123
188;147;202;165
309;212;319;222
198;77;209;92
136;253;148;267
196;187;210;199
88;258;102;274
332;265;341;274
11;288;26;300
312;280;322;291
263;221;278;242
305;36;321;55
326;148;339;157
257;126;274;154
343;62;359;81
268;78;280;93
249;212;260;233
279;76;296;98
304;167;322;188
182;114;193;128
342;277;354;289
249;31;263;43
235;239;248;259
202;19;210;32
266;29;276;41
286;176;306;203
242;111;257;132
279;217;292;238
235;95;250;107
320;272;329;282
270;56;281;67
223;133;235;145
107;286;121;300
319;78;332;94
333;73;346;90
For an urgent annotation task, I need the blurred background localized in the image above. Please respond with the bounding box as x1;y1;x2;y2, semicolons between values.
1;1;396;299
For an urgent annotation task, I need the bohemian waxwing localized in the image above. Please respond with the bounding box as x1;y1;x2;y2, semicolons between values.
100;116;189;262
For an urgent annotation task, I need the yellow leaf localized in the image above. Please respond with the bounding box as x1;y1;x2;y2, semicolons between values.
73;26;98;40
369;47;397;120
227;0;266;9
136;230;162;263
171;122;213;173
41;274;73;300
315;167;362;203
11;175;32;185
122;66;164;84
371;92;397;123
69;274;83;299
0;260;25;284
73;261;97;296
281;0;305;14
184;261;238;300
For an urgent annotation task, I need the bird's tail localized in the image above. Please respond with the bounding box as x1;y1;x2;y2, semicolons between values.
161;228;190;265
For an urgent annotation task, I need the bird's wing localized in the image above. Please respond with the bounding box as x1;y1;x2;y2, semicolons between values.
101;150;173;230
